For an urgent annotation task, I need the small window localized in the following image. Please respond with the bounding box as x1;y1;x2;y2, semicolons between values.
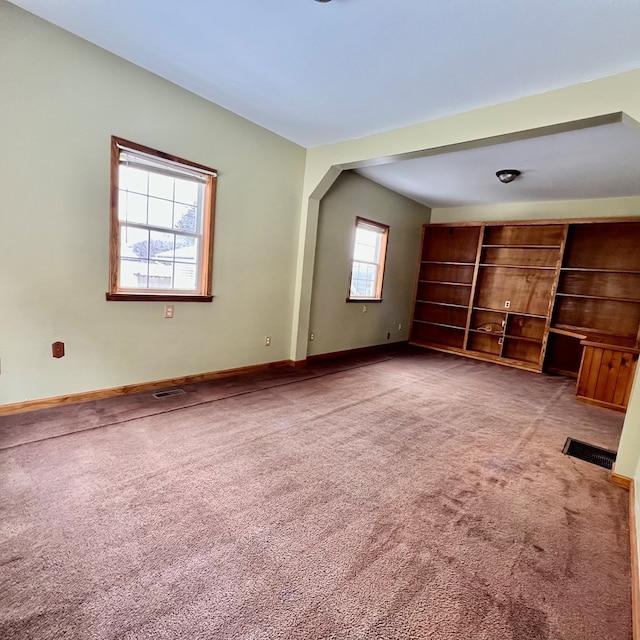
348;217;389;301
107;137;217;301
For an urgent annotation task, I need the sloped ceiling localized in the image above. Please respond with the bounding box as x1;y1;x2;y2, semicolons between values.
7;0;640;147
7;0;640;207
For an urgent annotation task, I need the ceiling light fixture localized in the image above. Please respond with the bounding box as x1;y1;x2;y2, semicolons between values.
315;0;332;3
496;169;521;184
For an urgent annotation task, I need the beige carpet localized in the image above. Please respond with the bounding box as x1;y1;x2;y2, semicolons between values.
0;349;631;639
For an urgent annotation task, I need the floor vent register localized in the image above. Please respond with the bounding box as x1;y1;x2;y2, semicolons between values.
152;389;186;399
563;437;617;470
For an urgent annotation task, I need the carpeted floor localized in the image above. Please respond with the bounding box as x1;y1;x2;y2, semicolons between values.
0;349;631;639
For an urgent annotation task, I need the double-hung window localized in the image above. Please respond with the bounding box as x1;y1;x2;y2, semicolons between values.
107;137;217;301
348;217;389;301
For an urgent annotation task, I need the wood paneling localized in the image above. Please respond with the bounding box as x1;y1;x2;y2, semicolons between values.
419;262;475;283
545;332;583;377
502;338;541;364
506;315;546;340
415;282;471;306
481;247;559;267
577;343;639;411
483;224;565;247
475;267;555;317
414;302;467;327
423;226;481;263
564;222;640;270
468;332;502;356
412;323;465;349
558;271;640;300
554;297;640;338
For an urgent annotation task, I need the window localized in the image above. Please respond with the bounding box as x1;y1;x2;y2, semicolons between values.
107;137;217;301
348;217;389;301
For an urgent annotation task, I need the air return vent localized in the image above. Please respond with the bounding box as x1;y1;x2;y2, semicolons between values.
563;437;616;470
152;389;185;399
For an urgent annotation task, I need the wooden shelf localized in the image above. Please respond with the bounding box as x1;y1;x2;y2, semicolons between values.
415;300;468;309
421;260;475;266
548;326;587;339
409;339;466;355
553;323;638;342
473;306;547;319
464;349;541;372
419;280;472;287
413;320;466;331
480;263;556;270
504;335;543;345
556;292;640;304
561;267;640;274
482;244;561;249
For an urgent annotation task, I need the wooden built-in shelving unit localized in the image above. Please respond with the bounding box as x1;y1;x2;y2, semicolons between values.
410;218;640;410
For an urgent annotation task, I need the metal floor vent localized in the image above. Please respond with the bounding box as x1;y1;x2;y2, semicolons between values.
152;389;185;399
563;437;616;470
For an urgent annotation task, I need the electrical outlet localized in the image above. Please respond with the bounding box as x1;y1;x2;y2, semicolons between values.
398;323;402;330
309;332;315;341
504;300;511;309
164;305;174;319
264;336;271;347
52;342;65;358
362;305;368;313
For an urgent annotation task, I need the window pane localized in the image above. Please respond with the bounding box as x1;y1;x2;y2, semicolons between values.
120;258;149;289
174;178;199;206
148;172;174;200
175;237;198;261
350;262;377;298
149;231;176;260
148;260;174;290
120;166;148;194
121;225;149;260
120;191;148;224
148;196;173;229
354;227;381;264
174;203;197;232
174;261;198;290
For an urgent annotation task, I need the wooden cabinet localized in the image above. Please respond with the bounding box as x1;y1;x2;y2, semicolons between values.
410;218;640;409
576;339;639;411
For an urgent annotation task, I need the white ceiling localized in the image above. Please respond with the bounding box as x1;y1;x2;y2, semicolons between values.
7;0;640;148
355;120;640;208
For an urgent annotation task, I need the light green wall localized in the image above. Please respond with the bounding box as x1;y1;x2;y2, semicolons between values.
619;369;640;477
0;3;305;404
432;196;640;223
308;172;429;356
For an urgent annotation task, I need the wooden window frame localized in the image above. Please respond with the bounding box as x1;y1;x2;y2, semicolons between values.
107;136;217;302
347;216;389;302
